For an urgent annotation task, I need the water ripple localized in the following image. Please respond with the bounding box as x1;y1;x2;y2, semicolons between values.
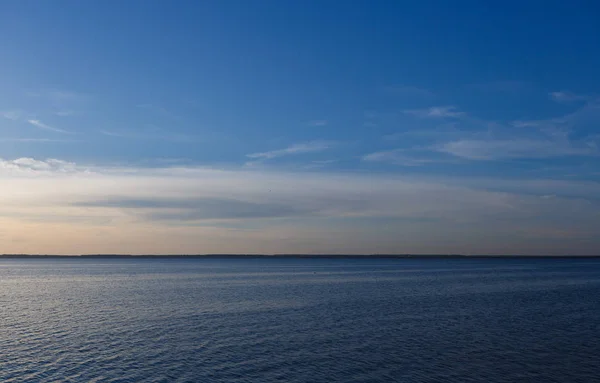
1;257;599;382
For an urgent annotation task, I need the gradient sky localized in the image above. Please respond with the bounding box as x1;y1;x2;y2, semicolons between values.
1;1;599;255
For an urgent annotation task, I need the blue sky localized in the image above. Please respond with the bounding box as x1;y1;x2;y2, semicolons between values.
1;1;599;255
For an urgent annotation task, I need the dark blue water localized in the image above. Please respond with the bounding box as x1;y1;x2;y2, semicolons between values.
1;257;599;382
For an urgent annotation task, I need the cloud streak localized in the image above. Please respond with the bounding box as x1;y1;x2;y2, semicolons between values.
387;96;600;164
1;110;22;121
363;149;444;166
437;138;597;160
404;106;465;118
27;119;71;134
0;158;78;173
74;197;312;221
549;91;588;103
247;141;333;160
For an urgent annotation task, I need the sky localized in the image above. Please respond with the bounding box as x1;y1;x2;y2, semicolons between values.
1;0;599;255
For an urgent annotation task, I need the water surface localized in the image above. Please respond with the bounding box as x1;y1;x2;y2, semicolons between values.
1;257;599;382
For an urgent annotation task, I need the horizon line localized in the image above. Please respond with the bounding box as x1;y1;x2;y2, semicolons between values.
1;254;599;259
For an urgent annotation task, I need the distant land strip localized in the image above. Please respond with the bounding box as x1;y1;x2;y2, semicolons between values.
1;254;599;259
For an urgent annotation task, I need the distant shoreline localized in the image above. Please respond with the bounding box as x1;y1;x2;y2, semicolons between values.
1;254;599;259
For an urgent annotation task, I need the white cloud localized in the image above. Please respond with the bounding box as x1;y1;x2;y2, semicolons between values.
404;106;465;118
247;141;333;160
27;119;71;134
0;158;78;173
308;120;328;127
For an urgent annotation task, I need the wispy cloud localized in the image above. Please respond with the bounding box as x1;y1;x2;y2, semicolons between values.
393;97;600;163
511;120;542;128
308;120;328;127
75;197;309;221
549;91;588;103
99;129;128;138
404;106;465;118
509;100;600;143
437;138;597;160
1;110;22;121
27;119;71;134
0;158;77;173
2;110;75;139
247;141;333;160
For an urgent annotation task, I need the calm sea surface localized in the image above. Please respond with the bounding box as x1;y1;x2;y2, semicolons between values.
1;257;599;382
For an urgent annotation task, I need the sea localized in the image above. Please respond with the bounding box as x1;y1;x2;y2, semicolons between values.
1;257;599;382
